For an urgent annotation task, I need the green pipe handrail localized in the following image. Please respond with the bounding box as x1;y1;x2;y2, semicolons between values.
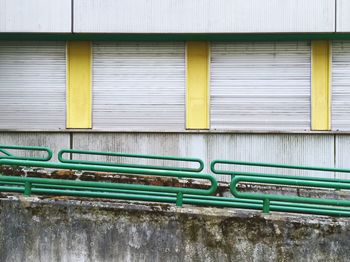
0;148;12;156
0;145;53;161
1;147;350;217
58;149;204;173
0;158;217;206
211;159;350;215
230;174;350;214
28;183;350;214
1;175;350;217
211;159;350;182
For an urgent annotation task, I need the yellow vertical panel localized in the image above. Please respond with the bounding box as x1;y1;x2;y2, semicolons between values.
67;41;92;128
186;41;209;129
311;40;331;131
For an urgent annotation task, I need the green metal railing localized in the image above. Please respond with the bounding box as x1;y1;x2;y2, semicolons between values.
211;159;350;216
58;149;204;172
1;145;350;217
211;159;350;182
213;159;346;177
231;175;350;215
0;158;216;207
0;145;53;161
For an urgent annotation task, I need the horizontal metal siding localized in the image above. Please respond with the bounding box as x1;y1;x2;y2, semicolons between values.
0;0;71;33
332;41;350;130
210;42;311;130
74;0;335;33
92;42;185;130
0;42;66;129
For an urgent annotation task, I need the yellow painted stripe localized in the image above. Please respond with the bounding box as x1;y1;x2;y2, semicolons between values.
311;40;331;131
66;41;92;128
186;42;209;129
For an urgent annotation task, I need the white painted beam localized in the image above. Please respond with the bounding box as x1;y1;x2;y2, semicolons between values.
0;0;71;33
336;0;350;32
74;0;335;33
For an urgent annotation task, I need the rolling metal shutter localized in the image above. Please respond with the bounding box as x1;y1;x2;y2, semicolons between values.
92;42;185;130
0;41;66;129
210;42;311;130
332;41;350;130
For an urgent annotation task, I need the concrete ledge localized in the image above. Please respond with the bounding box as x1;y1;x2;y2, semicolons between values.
0;195;349;261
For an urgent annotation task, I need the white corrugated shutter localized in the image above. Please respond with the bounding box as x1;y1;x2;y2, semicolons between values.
0;41;66;129
210;42;311;130
332;41;350;130
92;42;185;130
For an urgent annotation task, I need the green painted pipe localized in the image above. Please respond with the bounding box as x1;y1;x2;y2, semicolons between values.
58;148;204;172
0;160;217;196
3;33;350;42
14;182;350;213
211;159;350;183
0;148;12;157
0;145;53;161
0;176;215;197
2;181;350;217
3;153;350;217
231;176;350;212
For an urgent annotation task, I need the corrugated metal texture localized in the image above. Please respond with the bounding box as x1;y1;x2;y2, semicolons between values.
74;0;335;33
72;133;335;182
336;0;350;32
92;42;185;130
0;132;70;162
332;41;350;130
0;42;66;130
72;133;204;173
210;42;311;130
0;0;71;33
206;134;334;181
335;135;350;179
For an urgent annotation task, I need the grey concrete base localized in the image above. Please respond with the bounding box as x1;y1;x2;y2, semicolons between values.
0;196;349;262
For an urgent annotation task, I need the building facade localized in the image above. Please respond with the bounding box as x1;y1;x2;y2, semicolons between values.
1;0;350;180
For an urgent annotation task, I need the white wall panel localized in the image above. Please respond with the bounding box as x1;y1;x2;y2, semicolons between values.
0;133;70;162
72;133;335;181
332;41;350;130
336;0;350;32
92;42;185;130
210;42;311;130
0;0;71;33
335;135;350;179
74;0;335;33
0;42;66;130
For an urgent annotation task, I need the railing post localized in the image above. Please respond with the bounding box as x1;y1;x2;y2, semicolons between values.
24;181;32;196
263;199;270;214
176;192;183;207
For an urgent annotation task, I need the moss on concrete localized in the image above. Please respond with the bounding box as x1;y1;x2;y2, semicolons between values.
0;195;349;262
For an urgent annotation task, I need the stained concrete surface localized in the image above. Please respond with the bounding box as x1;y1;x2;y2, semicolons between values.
0;195;349;262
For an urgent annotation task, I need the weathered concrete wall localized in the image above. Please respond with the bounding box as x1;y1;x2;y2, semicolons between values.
0;196;349;262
